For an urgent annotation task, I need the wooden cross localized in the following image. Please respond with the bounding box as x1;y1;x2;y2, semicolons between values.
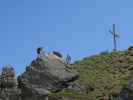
109;24;120;51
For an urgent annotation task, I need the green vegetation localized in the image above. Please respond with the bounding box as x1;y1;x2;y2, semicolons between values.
37;58;47;65
50;47;133;100
49;90;91;100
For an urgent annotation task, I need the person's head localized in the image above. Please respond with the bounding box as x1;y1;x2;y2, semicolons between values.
37;47;43;54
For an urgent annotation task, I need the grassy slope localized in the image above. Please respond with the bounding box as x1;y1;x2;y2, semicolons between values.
50;47;133;100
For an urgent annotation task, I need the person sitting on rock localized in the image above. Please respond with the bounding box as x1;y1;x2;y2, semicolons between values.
66;54;71;64
48;51;63;61
53;51;62;58
37;47;45;58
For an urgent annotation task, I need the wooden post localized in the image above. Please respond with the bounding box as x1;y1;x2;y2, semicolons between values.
109;24;119;51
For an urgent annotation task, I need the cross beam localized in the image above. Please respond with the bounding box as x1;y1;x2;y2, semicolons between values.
109;24;119;51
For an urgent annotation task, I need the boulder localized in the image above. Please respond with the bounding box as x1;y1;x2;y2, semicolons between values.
0;65;21;100
18;56;79;99
119;80;133;100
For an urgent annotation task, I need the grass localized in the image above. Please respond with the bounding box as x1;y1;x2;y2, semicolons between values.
50;47;133;100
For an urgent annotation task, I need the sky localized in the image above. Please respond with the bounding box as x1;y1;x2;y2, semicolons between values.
0;0;133;75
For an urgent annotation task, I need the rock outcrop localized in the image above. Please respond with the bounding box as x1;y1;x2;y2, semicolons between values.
0;54;78;100
18;56;78;100
4;47;133;100
118;80;133;100
0;65;21;100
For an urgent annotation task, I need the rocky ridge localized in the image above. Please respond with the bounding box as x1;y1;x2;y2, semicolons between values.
0;52;78;100
1;47;133;100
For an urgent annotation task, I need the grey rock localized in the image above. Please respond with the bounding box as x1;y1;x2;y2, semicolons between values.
0;53;78;100
119;80;133;100
67;82;94;94
18;56;78;99
0;65;21;100
19;57;78;92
